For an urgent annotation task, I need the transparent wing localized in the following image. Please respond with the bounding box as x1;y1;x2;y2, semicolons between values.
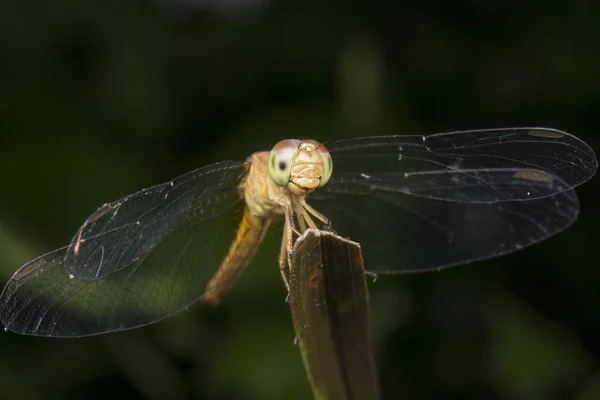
310;187;579;274
327;128;596;203
0;162;246;337
63;161;244;280
309;127;596;274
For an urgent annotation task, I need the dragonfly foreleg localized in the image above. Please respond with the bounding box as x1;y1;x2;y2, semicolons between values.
298;206;318;231
300;199;330;229
295;205;308;232
286;204;301;236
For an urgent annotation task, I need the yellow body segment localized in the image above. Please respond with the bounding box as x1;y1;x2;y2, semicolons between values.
204;206;271;305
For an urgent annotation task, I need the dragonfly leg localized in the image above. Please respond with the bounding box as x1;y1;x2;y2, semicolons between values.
278;206;295;293
291;198;319;232
279;246;291;292
295;205;309;232
301;199;330;229
287;204;301;237
298;207;318;230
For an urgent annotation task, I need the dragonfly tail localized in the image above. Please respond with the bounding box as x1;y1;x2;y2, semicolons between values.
204;207;270;305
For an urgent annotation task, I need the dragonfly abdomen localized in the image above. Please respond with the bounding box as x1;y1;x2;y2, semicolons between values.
204;207;271;305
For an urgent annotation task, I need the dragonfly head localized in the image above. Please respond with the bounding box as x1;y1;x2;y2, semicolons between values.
268;139;333;195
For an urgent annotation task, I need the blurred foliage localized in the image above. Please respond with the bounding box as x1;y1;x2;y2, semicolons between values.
0;0;598;399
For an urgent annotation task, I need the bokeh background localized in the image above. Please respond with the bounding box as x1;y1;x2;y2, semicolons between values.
0;1;598;399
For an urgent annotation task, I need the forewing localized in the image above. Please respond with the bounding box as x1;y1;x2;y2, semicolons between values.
64;161;244;280
328;128;596;203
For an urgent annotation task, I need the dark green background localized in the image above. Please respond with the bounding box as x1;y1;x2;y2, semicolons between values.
0;1;598;399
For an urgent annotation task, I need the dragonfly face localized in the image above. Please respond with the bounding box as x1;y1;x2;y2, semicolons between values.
0;128;596;337
267;139;333;195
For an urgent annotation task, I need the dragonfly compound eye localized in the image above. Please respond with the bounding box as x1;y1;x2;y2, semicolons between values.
268;139;299;186
317;143;333;187
302;140;333;187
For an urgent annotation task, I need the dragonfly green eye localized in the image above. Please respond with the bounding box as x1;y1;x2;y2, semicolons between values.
317;144;333;187
268;139;299;186
302;139;333;187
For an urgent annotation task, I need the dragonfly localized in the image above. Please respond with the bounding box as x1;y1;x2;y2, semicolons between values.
0;128;596;337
